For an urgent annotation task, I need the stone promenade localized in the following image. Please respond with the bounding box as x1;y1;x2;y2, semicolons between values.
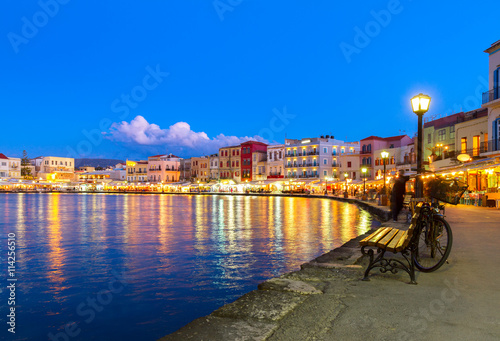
160;203;500;341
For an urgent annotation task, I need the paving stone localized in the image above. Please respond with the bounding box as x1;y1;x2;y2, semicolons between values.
258;278;323;295
158;315;277;341
212;290;306;322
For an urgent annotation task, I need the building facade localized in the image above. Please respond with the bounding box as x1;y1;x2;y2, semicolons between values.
360;135;413;180
284;136;359;181
0;154;21;179
266;144;285;179
218;145;241;183
126;160;148;182
31;156;75;182
179;158;192;181
209;154;219;180
191;157;209;182
240;141;268;182
147;154;181;183
482;39;500;156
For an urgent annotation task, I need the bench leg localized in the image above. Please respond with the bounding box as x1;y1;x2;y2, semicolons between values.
361;246;386;281
361;246;417;284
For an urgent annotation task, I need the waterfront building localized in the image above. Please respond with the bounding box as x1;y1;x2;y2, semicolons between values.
482;39;500;156
218;145;241;183
423;112;463;161
209;154;219;181
126;160;148;182
360;135;413;180
79;166;96;172
0;154;21;179
191;156;209;183
179;158;192;181
147;154;181;183
338;153;360;180
240;141;268;182
266;144;285;179
284;136;359;181
30;156;75;182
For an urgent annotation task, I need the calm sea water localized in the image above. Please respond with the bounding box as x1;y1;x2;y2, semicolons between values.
0;193;378;340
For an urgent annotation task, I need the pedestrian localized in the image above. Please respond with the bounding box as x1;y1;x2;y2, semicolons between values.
390;170;410;221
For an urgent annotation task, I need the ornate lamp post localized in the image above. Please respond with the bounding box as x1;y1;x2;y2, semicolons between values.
324;177;331;195
344;172;349;198
361;167;367;195
381;151;389;194
411;93;431;198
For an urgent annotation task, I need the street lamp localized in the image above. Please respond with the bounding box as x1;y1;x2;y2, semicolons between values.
344;172;349;197
411;93;431;198
325;177;331;195
381;151;389;195
436;143;443;160
361;167;367;194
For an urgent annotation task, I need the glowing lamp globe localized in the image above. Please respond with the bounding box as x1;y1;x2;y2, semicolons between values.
411;93;431;115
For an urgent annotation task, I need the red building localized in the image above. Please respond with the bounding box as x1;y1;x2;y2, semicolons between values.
240;141;268;181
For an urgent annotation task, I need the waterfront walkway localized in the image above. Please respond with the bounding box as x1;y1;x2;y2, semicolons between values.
161;203;500;341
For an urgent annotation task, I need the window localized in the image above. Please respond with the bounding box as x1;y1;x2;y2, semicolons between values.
237;150;239;156
367;144;371;152
367;157;372;165
390;156;395;164
236;161;239;167
232;161;234;167
450;126;455;139
323;159;327;165
438;129;446;141
347;161;351;168
279;151;282;158
324;170;327;176
375;159;379;166
473;135;480;156
323;147;327;153
461;137;467;153
428;134;432;144
333;148;337;155
220;162;223;167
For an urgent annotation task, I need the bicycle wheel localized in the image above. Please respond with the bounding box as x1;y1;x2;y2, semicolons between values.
413;216;453;272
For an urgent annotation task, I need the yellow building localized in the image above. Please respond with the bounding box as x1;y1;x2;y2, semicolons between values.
126;160;148;182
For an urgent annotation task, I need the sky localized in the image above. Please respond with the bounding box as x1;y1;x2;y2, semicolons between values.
1;0;499;160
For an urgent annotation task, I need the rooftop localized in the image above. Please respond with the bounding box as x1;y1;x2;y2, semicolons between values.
0;153;8;159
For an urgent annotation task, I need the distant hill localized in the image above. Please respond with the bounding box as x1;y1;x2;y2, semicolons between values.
75;158;125;169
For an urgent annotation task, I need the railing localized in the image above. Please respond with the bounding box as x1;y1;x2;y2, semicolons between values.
360;150;372;155
482;88;499;104
480;139;500;153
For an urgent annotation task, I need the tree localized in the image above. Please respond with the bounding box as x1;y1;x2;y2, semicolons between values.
21;150;32;179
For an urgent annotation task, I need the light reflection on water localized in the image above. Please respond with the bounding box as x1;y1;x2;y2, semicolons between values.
0;193;378;340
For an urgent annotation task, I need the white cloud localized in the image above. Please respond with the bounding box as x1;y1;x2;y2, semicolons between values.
105;115;267;155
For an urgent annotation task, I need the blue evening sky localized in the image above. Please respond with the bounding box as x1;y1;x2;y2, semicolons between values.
1;0;499;160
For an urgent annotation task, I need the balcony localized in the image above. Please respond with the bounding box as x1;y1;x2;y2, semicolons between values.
482;88;499;105
481;139;500;153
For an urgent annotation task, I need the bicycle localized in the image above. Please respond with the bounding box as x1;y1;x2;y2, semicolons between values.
411;177;467;272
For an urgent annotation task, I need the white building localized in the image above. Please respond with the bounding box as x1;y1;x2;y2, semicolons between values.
30;156;75;182
482;39;500;156
0;153;21;178
266;144;285;179
284;136;359;181
209;154;219;180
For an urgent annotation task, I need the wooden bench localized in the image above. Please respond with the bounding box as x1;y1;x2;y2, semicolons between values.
359;202;423;284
